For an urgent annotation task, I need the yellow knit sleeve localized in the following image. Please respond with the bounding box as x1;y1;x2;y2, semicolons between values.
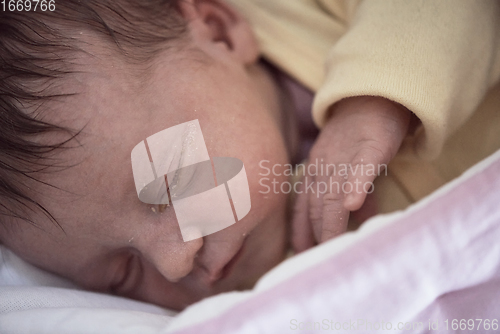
313;0;500;160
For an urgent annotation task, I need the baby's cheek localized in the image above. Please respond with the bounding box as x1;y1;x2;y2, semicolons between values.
248;171;287;218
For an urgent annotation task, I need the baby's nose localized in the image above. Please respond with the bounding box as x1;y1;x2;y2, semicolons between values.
145;233;204;283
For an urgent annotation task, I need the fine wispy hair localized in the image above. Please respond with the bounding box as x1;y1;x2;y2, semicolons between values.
0;0;186;230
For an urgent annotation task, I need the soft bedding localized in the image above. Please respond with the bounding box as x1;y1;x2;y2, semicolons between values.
2;149;500;334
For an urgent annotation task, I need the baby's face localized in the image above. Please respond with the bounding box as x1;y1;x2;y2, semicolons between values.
3;34;293;310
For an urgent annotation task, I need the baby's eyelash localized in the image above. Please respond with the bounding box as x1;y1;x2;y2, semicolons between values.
150;183;171;213
158;203;169;212
151;203;170;213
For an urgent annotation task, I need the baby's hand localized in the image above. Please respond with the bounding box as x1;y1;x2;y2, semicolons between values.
292;96;411;252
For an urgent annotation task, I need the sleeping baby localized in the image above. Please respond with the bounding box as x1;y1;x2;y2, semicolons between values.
0;0;498;311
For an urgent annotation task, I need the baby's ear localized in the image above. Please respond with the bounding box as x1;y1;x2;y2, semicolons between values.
178;0;259;65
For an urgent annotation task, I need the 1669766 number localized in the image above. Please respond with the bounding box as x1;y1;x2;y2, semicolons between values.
2;0;55;12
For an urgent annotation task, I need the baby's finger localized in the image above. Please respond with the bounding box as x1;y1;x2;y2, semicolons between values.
343;161;380;212
308;174;347;243
320;195;349;242
319;174;350;243
291;178;315;253
308;175;325;243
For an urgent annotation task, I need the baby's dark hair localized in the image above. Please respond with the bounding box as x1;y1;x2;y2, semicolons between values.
0;0;186;230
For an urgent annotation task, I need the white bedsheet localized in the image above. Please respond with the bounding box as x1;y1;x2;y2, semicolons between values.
2;149;500;334
0;246;176;333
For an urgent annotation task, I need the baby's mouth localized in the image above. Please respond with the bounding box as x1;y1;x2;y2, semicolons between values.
218;240;246;282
